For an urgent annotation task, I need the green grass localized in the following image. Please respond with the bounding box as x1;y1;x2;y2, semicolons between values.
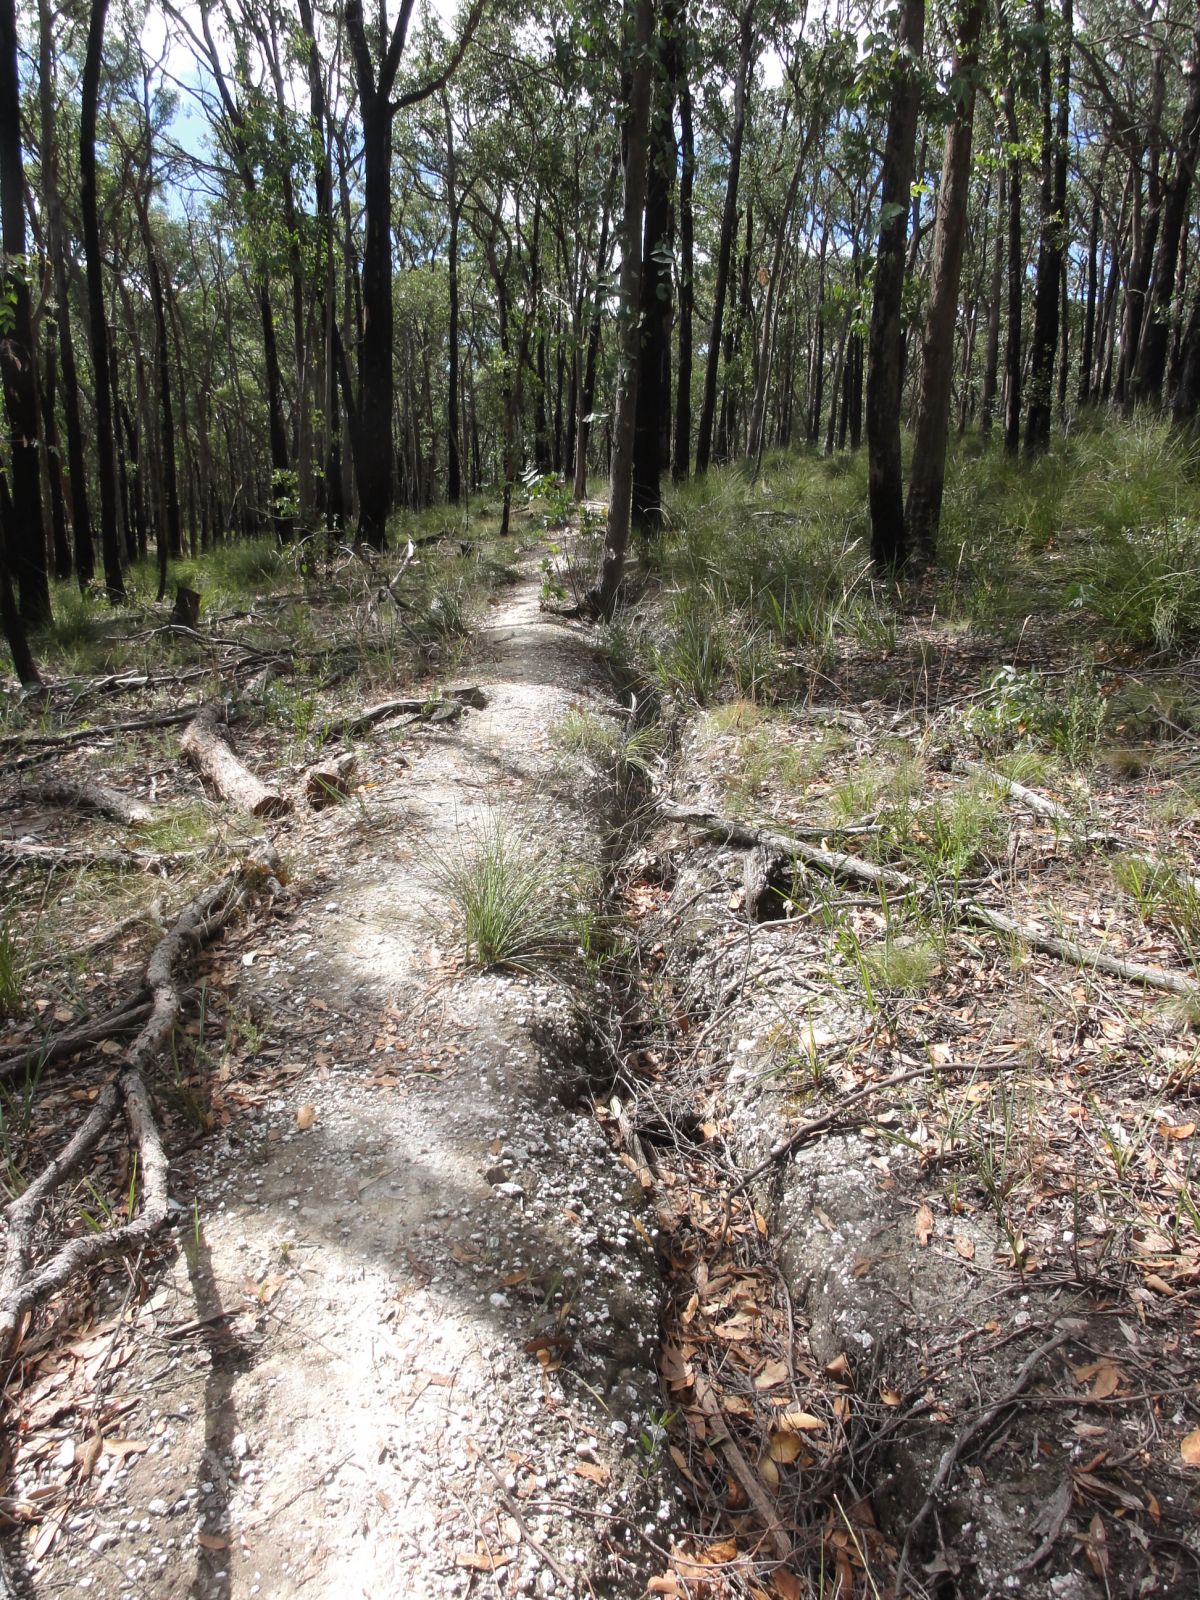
435;812;587;972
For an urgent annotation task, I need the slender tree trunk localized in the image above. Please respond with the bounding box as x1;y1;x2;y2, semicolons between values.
866;0;925;570
632;62;675;534
1077;184;1101;405
1024;0;1072;455
0;477;40;683
980;162;1006;433
41;336;71;581
595;0;655;615
1003;82;1023;456
574;155;618;501
80;0;124;600
1134;33;1200;402
0;0;52;625
906;0;984;554
695;4;754;475
673;55;695;480
445;97;462;504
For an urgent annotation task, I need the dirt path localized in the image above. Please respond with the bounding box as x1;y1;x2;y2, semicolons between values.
34;572;671;1599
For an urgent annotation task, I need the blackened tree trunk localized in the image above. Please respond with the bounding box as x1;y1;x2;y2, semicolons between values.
0;0;52;625
1134;34;1200;403
0;478;40;683
445;97;462;503
41;335;71;581
673;52;695;480
631;60;675;535
866;0;925;570
38;0;92;588
594;0;655;616
574;154;618;501
1003;82;1023;456
1171;287;1200;432
694;3;754;475
906;0;985;554
80;0;125;600
1024;0;1071;455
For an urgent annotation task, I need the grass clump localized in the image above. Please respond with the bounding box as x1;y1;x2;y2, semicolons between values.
0;921;24;1018
436;812;584;972
1080;517;1200;651
860;936;941;995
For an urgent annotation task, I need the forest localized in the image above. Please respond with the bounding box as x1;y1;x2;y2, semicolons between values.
2;0;1200;1597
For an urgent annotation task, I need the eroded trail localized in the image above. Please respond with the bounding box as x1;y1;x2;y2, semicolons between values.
38;576;670;1600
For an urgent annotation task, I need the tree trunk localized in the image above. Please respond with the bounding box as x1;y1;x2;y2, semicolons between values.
0;0;52;625
445;96;462;504
1003;82;1023;456
695;4;754;475
80;0;125;600
574;154;618;501
1134;33;1200;403
594;0;655;616
980;161;1005;433
906;0;984;554
1024;0;1071;456
632;64;675;535
673;55;695;480
866;0;925;570
1077;183;1101;405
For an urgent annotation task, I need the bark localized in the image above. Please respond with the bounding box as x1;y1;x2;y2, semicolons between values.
573;154;619;501
695;5;755;475
81;0;125;600
0;0;52;625
1077;183;1101;405
0;477;40;685
593;0;655;617
632;57;675;536
445;95;463;504
181;705;292;817
1024;0;1071;456
906;0;985;554
24;775;154;827
1134;30;1200;403
980;162;1006;433
673;52;695;480
1002;82;1022;456
866;0;925;570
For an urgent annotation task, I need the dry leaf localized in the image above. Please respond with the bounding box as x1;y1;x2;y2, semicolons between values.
914;1203;935;1246
754;1358;790;1389
775;1406;825;1432
295;1103;316;1131
880;1388;903;1407
1089;1362;1122;1400
1181;1427;1200;1467
197;1533;229;1551
954;1235;975;1261
574;1461;610;1485
774;1572;805;1600
768;1431;803;1464
1161;1121;1195;1140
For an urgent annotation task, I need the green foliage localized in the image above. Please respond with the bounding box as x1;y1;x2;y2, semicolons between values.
0;921;22;1019
964;663;1109;766
1078;518;1200;651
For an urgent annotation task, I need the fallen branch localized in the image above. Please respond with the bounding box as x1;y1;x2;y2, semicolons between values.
0;853;277;1355
0;998;153;1083
896;1324;1080;1587
694;1377;793;1563
181;704;291;818
325;684;488;740
21;775;154;827
968;760;1200;900
0;705;202;755
661;802;1200;1002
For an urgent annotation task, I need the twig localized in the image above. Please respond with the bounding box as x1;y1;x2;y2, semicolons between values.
484;1464;576;1590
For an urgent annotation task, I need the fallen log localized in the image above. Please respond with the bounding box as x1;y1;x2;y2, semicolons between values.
181;704;291;818
0;852;277;1355
304;752;358;809
661;801;1200;1002
19;775;153;828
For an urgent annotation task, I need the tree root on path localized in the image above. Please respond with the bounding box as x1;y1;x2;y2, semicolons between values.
0;849;279;1356
660;801;1200;1002
323;684;489;740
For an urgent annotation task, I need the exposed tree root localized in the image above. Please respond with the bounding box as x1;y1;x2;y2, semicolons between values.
0;851;279;1355
0;841;209;871
324;684;488;739
0;998;153;1084
660;801;1200;1002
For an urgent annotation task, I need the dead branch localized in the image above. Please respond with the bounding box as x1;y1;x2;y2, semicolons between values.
0;705;203;756
181;704;291;818
968;760;1200;900
661;802;1200;1002
0;852;278;1355
0;998;153;1084
694;1377;793;1563
21;775;154;827
325;684;488;739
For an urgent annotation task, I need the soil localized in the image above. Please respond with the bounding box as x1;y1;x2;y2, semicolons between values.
12;572;677;1599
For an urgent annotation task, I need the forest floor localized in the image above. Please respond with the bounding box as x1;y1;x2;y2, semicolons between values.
2;443;1200;1600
